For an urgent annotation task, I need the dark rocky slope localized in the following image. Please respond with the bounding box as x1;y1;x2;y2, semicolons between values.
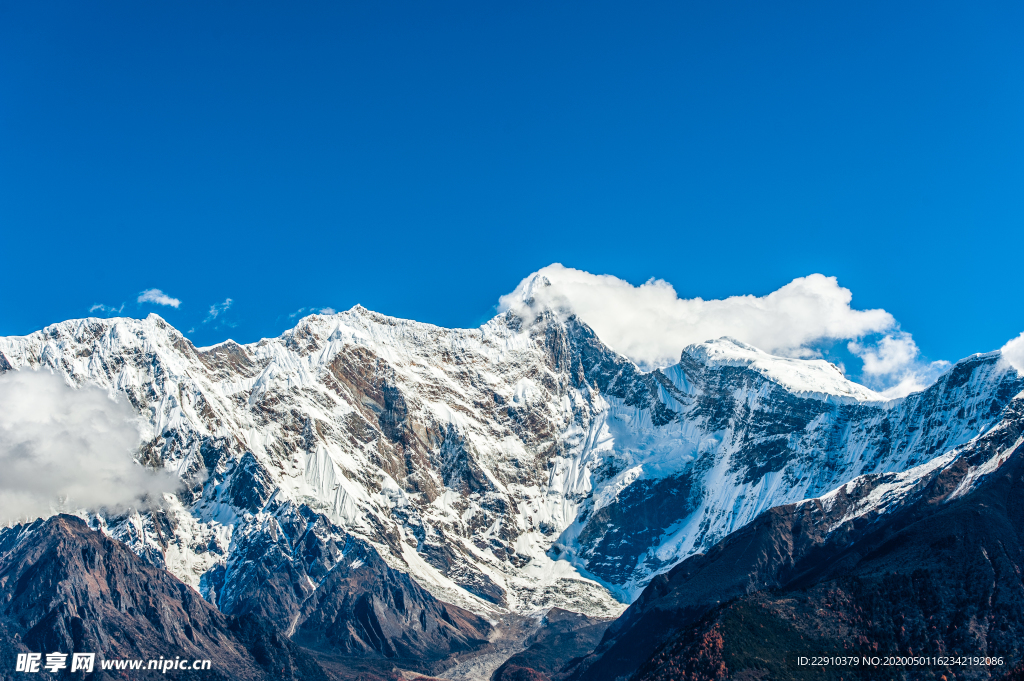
292;539;491;665
491;609;613;681
0;514;491;681
0;514;330;681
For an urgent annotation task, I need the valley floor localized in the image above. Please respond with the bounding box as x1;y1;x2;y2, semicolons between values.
436;615;544;681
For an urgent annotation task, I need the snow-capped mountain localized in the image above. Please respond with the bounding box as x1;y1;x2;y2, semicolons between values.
0;303;1020;619
553;384;1024;681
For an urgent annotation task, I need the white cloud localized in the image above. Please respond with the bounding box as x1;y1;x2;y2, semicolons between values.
849;332;950;398
137;289;181;308
849;333;918;376
318;307;337;315
0;371;177;525
204;298;233;324
1001;331;1024;374
499;264;944;398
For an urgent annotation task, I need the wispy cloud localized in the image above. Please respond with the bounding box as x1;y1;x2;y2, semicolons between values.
203;298;233;324
500;264;947;398
89;303;125;316
137;289;181;308
287;306;337;320
0;371;178;524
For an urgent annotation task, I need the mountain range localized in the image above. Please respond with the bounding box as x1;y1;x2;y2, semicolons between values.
1;290;1022;679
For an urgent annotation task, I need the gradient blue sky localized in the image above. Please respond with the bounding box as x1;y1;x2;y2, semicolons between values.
2;2;1022;372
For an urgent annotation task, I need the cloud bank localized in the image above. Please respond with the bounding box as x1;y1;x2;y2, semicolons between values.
138;289;181;308
499;264;948;398
0;371;177;525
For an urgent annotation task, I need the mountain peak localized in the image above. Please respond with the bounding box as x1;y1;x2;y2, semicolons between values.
683;336;886;403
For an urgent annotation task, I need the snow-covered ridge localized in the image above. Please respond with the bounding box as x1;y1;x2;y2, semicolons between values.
799;385;1024;538
682;337;888;404
0;307;1020;615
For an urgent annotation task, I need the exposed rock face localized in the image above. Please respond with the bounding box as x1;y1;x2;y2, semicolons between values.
0;515;331;681
0;306;1019;616
211;499;350;624
293;541;490;661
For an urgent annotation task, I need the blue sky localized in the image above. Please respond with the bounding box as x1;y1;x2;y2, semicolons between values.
1;2;1022;381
